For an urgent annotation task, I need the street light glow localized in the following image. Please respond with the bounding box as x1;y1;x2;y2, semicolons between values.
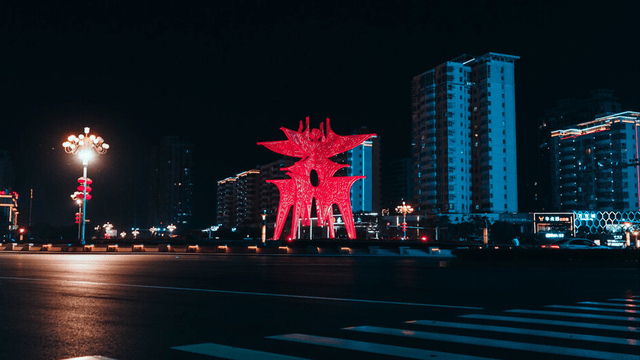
395;201;414;240
78;149;94;164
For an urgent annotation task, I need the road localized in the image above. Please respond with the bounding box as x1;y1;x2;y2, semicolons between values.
0;253;638;360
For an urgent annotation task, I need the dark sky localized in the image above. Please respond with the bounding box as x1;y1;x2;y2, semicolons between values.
2;1;639;229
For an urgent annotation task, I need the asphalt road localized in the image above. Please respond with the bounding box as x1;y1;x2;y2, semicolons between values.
0;253;638;360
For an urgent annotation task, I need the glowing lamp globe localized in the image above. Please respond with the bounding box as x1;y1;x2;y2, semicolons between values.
78;149;94;164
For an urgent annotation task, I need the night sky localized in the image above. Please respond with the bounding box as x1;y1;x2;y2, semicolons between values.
2;1;638;230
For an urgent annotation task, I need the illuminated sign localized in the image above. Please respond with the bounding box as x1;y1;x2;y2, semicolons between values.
545;233;565;238
576;213;597;220
533;212;574;235
535;214;572;223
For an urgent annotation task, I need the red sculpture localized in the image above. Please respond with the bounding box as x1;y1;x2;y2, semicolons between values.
259;118;375;240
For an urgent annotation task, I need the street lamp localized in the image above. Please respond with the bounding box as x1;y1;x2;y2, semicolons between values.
167;224;176;237
395;201;414;240
103;222;113;239
70;191;83;240
261;210;267;243
63;127;109;245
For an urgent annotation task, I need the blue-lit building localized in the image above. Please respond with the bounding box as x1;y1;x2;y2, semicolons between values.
411;52;519;214
346;135;380;213
550;111;640;211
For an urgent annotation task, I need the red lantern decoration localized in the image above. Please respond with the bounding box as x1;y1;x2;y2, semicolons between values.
77;177;93;201
77;185;92;192
76;193;92;201
77;177;93;185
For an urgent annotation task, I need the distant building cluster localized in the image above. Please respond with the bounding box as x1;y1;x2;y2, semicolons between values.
215;51;638;239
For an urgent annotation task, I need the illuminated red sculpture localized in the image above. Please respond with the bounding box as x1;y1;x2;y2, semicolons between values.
258;118;375;240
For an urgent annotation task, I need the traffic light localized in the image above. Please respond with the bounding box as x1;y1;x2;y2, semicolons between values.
401;222;407;232
76;177;93;200
75;212;81;224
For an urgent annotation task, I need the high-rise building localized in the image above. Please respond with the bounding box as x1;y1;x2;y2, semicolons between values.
216;176;236;228
234;170;261;228
536;89;623;210
550;111;639;211
411;52;519;214
149;136;194;228
346;134;380;213
216;169;263;229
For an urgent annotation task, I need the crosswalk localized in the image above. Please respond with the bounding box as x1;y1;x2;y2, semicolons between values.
171;295;640;359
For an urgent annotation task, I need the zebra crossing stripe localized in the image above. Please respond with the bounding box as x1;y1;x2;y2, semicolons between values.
579;301;639;308
61;357;118;360
171;342;308;360
505;309;640;322
460;314;640;332
609;299;640;303
546;305;640;314
344;326;640;360
405;319;639;346
268;333;497;360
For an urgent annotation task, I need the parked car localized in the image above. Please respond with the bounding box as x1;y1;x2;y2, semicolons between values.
541;238;610;249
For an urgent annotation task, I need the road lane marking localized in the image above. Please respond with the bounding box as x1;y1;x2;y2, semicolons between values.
579;301;639;308
172;343;307;360
344;326;640;360
406;319;638;345
460;314;640;332
268;333;497;360
0;276;483;310
546;305;640;314
505;309;640;322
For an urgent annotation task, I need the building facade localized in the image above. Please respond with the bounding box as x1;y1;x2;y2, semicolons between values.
536;89;623;210
215;168;268;229
550;111;640;211
233;170;261;228
346;135;380;213
411;52;518;214
216;176;236;228
149;136;194;229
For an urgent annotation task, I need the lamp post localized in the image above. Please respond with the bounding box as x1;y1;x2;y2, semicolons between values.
63;127;109;245
261;210;267;243
103;222;113;239
395;201;414;240
70;191;83;240
167;224;176;237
